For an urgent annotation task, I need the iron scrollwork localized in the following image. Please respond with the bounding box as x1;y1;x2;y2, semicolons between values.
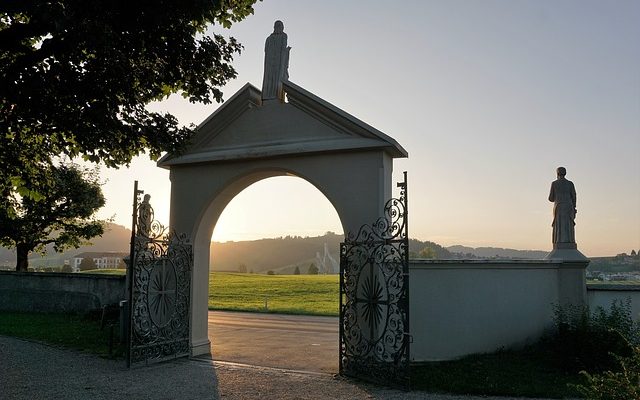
340;172;410;388
127;185;192;367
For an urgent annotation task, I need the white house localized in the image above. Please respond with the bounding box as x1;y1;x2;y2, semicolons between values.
72;252;128;272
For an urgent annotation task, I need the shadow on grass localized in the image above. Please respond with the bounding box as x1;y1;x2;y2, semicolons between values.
0;311;125;359
411;344;586;399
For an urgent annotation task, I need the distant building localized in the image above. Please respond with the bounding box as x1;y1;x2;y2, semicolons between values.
72;252;128;272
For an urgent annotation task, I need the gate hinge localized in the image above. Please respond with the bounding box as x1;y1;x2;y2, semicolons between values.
404;332;414;343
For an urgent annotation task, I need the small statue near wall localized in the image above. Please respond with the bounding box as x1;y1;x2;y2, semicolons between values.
137;194;153;238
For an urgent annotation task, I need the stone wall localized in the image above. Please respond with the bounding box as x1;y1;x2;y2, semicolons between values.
409;259;588;361
587;283;640;319
0;271;126;313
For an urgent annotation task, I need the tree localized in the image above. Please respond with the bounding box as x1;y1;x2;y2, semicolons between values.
418;246;437;259
238;263;247;273
308;263;318;275
294;266;300;275
0;163;106;271
79;257;96;271
0;1;258;199
61;264;73;273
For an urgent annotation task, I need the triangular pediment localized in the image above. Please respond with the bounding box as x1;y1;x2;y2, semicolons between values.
158;81;407;167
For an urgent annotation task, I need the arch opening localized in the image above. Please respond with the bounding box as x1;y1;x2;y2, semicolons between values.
205;174;343;373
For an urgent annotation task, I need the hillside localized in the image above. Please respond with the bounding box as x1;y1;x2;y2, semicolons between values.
447;245;548;259
210;234;452;273
1;222;572;272
210;232;343;273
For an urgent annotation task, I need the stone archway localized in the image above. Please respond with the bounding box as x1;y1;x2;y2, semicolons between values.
158;80;407;355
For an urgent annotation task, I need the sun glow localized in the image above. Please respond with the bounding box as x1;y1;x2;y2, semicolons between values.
211;176;343;243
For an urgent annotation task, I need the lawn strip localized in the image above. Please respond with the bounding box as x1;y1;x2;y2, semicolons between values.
0;311;122;358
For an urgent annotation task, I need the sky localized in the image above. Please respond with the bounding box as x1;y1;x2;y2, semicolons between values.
94;0;640;256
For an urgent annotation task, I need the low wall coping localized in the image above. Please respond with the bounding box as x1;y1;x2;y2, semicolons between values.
587;283;640;291
409;259;570;270
0;271;125;281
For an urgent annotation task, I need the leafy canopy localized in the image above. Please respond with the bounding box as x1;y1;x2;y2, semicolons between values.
0;162;107;270
0;0;258;196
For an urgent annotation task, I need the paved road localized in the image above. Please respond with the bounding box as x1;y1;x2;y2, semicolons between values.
208;311;338;373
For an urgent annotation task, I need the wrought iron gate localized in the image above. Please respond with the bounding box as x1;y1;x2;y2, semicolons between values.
126;181;192;367
339;172;410;388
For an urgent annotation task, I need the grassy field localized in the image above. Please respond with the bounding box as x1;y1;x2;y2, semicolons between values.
208;272;339;316
80;269;126;275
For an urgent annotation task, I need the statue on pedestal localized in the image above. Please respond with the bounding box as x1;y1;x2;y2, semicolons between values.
262;20;291;102
548;167;577;249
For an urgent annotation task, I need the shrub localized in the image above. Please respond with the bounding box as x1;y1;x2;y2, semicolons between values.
550;299;638;373
577;346;640;400
308;263;318;275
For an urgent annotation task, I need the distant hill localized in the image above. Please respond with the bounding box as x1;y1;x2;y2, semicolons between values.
210;232;344;273
446;245;548;259
210;233;452;273
0;222;131;268
2;223;561;271
588;254;640;273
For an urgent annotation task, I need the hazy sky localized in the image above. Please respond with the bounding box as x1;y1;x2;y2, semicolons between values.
95;0;640;256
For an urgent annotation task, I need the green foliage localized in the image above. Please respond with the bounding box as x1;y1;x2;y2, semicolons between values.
0;311;123;358
294;266;301;275
551;299;639;373
308;263;319;275
266;270;274;275
408;239;452;258
79;269;125;275
61;264;73;273
418;246;437;258
577;346;640;400
0;0;258;200
208;272;339;316
0;163;106;271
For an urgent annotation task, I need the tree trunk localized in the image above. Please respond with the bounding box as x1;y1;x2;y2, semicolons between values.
16;243;29;272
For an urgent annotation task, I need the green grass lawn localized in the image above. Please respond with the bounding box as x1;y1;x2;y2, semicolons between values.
0;311;122;358
411;346;585;398
79;269;126;275
208;272;339;316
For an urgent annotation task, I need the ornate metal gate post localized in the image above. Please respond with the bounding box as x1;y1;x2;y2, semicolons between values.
339;172;411;388
126;182;193;367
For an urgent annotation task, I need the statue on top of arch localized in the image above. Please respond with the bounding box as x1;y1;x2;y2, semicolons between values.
262;20;291;102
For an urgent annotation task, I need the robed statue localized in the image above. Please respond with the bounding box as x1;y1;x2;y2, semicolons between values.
548;167;577;248
262;20;291;101
137;194;153;238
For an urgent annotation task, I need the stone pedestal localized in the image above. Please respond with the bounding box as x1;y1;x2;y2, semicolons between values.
546;243;589;308
545;242;588;262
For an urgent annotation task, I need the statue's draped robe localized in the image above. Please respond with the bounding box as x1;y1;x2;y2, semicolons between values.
262;31;288;101
549;178;577;245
